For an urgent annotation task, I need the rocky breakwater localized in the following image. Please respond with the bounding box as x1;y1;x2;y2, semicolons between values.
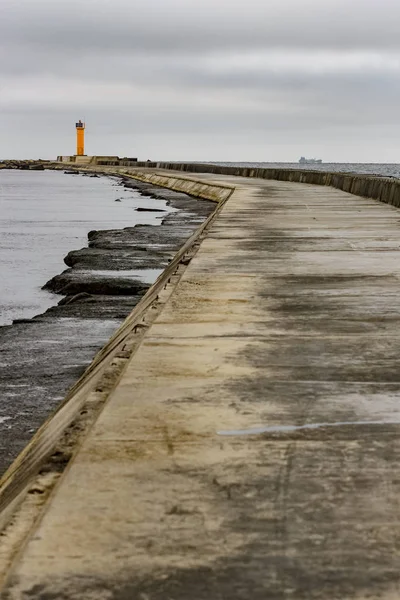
0;175;214;475
0;160;46;170
40;176;213;319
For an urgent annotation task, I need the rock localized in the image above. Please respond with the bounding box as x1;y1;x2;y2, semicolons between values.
136;207;165;212
29;164;45;171
12;318;34;324
43;270;150;296
87;230;98;241
58;292;92;306
63;246;158;270
44;295;143;319
2;160;31;170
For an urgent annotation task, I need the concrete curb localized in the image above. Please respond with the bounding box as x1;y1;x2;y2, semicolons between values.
119;170;233;203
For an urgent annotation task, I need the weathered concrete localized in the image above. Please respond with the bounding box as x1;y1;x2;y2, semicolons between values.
3;173;400;598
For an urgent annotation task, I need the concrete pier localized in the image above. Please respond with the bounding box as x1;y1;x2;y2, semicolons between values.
3;171;400;598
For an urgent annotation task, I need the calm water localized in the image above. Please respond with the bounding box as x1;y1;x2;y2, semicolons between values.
210;162;400;178
0;170;171;326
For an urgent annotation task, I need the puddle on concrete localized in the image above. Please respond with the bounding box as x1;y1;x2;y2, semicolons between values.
217;420;400;436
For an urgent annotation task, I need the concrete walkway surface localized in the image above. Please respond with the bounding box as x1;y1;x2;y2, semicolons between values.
3;174;400;599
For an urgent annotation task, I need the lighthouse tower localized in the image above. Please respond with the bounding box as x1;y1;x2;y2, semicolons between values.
75;120;85;156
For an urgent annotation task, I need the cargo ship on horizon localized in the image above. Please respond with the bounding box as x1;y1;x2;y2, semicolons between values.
299;157;323;164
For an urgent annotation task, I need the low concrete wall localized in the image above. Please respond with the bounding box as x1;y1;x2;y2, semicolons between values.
57;156;120;165
120;161;157;168
74;156;94;165
151;163;400;209
120;170;233;203
49;163;233;203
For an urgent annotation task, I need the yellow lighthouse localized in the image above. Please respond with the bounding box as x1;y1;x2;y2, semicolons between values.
75;120;85;156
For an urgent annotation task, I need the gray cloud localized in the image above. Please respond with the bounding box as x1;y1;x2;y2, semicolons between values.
1;0;400;161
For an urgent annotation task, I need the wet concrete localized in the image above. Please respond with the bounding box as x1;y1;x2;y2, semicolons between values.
218;420;400;436
0;176;214;476
5;172;400;599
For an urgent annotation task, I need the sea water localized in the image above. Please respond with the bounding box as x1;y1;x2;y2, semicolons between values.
0;170;170;326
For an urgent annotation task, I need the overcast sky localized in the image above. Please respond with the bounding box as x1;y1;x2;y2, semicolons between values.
1;0;400;162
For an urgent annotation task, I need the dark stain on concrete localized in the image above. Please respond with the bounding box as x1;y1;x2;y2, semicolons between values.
209;181;400;597
10;436;400;598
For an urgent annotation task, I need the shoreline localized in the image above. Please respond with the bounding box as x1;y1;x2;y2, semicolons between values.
0;171;215;475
